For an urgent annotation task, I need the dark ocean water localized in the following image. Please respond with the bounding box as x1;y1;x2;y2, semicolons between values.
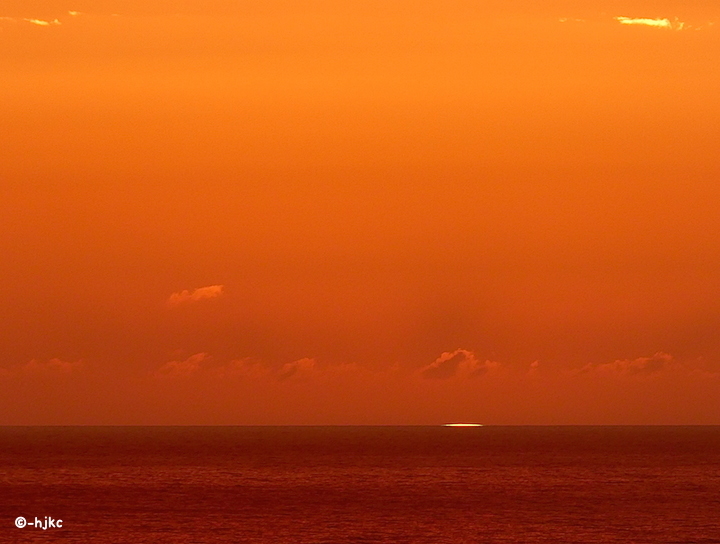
2;427;720;543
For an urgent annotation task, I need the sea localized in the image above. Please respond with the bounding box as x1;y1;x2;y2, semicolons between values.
2;426;720;543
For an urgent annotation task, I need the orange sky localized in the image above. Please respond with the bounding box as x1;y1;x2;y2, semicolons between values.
1;1;719;424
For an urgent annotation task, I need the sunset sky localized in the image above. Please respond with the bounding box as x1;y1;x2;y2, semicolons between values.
2;0;719;424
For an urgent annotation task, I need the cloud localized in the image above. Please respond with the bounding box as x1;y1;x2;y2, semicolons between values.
23;18;61;26
151;354;388;383
154;354;320;381
557;15;709;31
1;11;95;26
0;358;84;377
27;358;82;373
167;285;224;306
229;358;382;382
277;358;317;381
155;353;211;377
614;16;685;30
569;353;720;385
1;16;63;26
1;15;77;27
223;358;272;379
420;349;500;379
576;352;676;377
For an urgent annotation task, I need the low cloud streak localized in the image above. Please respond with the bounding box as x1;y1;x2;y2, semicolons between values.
167;285;224;306
23;18;61;26
0;358;84;377
614;16;685;30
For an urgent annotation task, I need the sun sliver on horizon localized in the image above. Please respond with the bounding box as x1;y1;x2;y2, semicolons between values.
443;423;484;427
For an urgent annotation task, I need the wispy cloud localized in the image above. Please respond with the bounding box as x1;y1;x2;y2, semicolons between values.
23;18;61;26
576;352;675;376
277;358;317;381
571;353;720;382
24;358;82;373
167;285;224;306
1;16;63;26
0;358;84;377
222;357;272;379
156;355;321;381
614;16;685;30
1;12;92;27
155;353;211;377
152;354;385;383
557;15;711;31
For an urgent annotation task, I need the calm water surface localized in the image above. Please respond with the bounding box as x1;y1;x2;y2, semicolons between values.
1;426;720;543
